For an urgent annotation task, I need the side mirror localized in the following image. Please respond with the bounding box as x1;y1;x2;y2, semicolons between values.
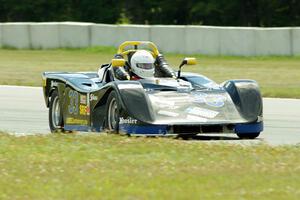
111;59;126;67
183;57;197;65
177;57;197;78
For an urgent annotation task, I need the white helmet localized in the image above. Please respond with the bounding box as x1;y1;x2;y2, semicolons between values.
130;50;155;78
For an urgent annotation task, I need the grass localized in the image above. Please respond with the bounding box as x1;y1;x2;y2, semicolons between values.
0;47;300;98
0;133;299;200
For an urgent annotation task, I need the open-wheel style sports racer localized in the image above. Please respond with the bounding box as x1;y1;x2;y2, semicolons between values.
42;41;263;139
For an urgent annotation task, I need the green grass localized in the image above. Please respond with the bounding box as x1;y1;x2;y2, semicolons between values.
0;133;299;200
0;47;300;98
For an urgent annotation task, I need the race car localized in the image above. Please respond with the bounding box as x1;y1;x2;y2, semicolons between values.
42;41;263;139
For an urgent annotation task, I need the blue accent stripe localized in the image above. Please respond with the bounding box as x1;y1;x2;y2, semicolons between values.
119;124;168;135
64;125;91;132
234;122;264;134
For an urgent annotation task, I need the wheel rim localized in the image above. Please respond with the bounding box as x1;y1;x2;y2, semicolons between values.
108;98;118;130
52;96;61;128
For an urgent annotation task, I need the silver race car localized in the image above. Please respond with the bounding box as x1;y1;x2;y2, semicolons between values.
42;41;263;139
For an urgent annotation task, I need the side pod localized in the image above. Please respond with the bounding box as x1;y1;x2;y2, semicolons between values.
222;80;263;122
113;81;155;124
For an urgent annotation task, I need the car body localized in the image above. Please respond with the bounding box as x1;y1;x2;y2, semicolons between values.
42;41;263;139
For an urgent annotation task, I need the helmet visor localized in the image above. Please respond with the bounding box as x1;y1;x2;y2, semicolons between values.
136;63;154;70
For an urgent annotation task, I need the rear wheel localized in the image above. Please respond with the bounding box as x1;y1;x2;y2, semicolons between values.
49;90;64;132
106;91;120;133
237;132;260;139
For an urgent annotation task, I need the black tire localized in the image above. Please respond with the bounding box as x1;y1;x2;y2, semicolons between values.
49;90;64;133
105;91;120;133
237;132;260;139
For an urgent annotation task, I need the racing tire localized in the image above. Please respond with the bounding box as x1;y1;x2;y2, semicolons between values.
106;91;120;133
237;132;260;139
49;90;64;133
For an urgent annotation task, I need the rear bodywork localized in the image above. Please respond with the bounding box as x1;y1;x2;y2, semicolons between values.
42;71;263;135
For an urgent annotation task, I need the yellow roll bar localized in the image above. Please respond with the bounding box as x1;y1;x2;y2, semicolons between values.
117;41;160;58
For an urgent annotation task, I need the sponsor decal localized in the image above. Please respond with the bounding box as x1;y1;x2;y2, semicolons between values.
186;107;219;119
179;80;192;88
158;101;178;109
90;94;98;101
193;93;225;108
149;95;180;109
205;95;225;108
118;84;143;90
51;81;58;87
177;81;192;92
177;87;191;93
186;115;208;122
68;90;79;114
119;117;137;124
158;110;179;117
80;95;87;105
66;118;88;125
193;93;207;104
79;105;88;115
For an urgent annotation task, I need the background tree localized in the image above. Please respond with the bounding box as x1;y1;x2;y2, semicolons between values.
0;0;299;27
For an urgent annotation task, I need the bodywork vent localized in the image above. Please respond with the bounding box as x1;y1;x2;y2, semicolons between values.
173;125;201;134
201;125;223;133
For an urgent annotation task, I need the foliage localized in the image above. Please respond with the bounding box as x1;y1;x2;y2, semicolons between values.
0;0;299;26
0;0;121;24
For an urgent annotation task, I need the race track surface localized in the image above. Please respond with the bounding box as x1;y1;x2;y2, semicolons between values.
0;85;299;145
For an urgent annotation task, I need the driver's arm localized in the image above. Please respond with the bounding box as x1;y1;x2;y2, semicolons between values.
112;54;130;80
113;67;130;80
155;54;176;78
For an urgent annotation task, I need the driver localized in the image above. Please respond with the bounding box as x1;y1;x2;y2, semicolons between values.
113;50;175;80
130;50;155;80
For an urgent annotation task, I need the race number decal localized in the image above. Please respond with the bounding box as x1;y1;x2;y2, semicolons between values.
68;90;79;114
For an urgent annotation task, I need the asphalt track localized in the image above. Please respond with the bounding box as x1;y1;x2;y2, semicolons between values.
0;85;300;145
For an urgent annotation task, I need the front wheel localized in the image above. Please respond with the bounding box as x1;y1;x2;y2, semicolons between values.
49;90;64;133
237;132;260;139
106;91;120;133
